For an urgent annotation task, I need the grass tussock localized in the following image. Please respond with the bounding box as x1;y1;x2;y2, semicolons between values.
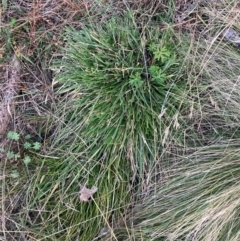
106;141;240;241
52;13;192;180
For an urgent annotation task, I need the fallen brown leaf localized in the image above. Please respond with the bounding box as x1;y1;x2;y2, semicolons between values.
79;185;98;202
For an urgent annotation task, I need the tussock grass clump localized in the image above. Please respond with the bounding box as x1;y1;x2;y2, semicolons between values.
106;141;240;241
53;13;190;179
45;12;192;240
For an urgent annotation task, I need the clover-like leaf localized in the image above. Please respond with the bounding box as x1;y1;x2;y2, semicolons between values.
23;156;31;165
24;134;31;140
11;170;19;178
24;142;32;149
33;142;41;150
7;151;15;159
7;131;20;141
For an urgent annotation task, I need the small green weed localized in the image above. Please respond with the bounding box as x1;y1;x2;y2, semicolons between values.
2;130;41;164
7;130;20;141
11;169;20;178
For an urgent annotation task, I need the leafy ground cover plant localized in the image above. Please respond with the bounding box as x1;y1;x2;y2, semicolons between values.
0;130;41;166
0;131;42;185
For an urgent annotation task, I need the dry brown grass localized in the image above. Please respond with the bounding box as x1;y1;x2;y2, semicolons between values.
0;0;90;145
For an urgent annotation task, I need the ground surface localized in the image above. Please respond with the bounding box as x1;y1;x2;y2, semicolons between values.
1;1;240;241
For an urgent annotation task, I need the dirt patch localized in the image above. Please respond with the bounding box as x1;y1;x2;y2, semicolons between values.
0;55;20;146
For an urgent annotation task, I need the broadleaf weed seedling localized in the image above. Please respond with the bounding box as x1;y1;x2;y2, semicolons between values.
3;130;41;165
7;131;20;141
149;43;171;62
